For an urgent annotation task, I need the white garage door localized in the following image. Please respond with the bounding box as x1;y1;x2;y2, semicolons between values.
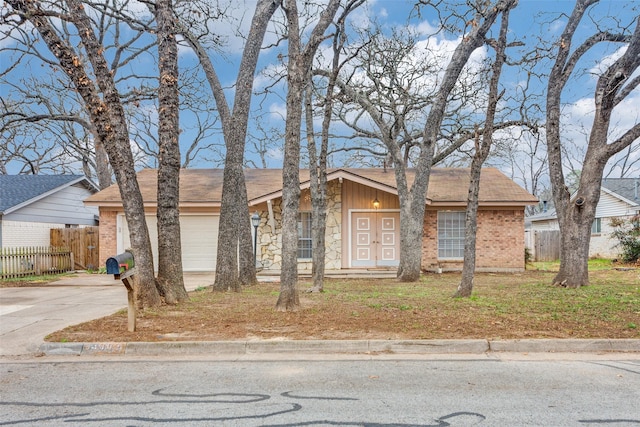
119;214;219;272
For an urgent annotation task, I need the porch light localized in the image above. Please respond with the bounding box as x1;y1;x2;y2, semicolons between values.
373;197;380;209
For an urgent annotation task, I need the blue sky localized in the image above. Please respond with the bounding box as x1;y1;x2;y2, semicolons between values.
1;0;638;193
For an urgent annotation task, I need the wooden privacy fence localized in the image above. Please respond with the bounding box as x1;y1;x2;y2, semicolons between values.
534;230;561;262
0;247;73;279
51;226;99;270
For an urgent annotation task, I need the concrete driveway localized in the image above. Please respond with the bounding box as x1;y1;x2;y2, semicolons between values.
0;272;215;357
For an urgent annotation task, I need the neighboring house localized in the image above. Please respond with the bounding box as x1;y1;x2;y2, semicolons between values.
527;178;640;258
0;175;99;248
85;168;538;274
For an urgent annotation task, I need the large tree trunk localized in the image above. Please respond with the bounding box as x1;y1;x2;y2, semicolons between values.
305;83;328;293
278;56;303;310
456;7;512;297
397;200;424;282
94;140;112;189
176;0;281;292
456;149;486;297
309;160;327;292
155;0;187;304
238;173;258;287
67;0;161;308
553;209;594;287
455;172;480;297
213;161;244;292
7;0;161;307
551;159;604;288
276;0;341;311
546;2;640;288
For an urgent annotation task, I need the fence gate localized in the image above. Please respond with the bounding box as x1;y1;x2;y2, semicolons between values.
51;226;99;270
534;230;561;262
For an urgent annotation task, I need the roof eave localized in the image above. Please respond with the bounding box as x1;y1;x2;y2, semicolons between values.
248;169;401;206
430;201;537;207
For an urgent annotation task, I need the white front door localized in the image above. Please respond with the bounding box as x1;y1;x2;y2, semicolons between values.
351;211;400;268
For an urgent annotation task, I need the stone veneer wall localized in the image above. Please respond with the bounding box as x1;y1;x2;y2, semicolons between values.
258;180;342;271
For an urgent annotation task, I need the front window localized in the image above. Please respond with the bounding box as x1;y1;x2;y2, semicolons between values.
591;218;601;234
297;212;312;258
438;211;465;259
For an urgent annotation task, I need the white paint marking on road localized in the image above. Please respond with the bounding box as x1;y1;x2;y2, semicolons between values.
0;305;33;316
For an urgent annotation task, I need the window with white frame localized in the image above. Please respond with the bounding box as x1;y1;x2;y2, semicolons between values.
297;212;312;258
591;218;601;234
438;211;465;259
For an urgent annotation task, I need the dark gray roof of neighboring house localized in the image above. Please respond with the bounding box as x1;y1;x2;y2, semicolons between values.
602;178;640;204
0;175;96;214
527;177;640;224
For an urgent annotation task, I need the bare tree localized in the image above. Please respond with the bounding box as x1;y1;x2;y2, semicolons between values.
0;62;113;186
490;129;548;216
393;0;517;282
178;0;282;291
316;0;516;282
605;142;640;178
276;0;341;311
455;4;513;297
0;0;164;186
152;0;188;303
303;0;364;293
5;0;162;307
546;0;640;288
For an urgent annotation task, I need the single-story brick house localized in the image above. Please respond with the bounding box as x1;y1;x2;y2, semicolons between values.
85;168;537;273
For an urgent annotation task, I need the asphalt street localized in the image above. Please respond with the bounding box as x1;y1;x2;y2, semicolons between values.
1;273;640;426
1;356;639;426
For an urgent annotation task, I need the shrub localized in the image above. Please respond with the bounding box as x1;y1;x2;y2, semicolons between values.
609;214;640;263
524;246;533;264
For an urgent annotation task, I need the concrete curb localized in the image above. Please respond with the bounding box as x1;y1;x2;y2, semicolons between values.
488;338;640;353
39;338;640;357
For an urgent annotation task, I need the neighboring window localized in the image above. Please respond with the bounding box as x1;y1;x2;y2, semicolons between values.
438;211;465;259
297;212;312;259
591;218;602;234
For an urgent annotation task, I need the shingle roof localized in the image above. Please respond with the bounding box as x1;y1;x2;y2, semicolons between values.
85;168;537;207
0;175;94;214
602;178;640;204
527;178;640;223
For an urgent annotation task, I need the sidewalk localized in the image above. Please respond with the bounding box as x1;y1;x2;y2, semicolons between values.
2;272;640;359
0;272;215;357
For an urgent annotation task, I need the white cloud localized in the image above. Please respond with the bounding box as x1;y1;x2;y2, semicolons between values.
589;46;627;77
549;19;566;35
117;0;153;18
269;102;286;122
267;147;283;161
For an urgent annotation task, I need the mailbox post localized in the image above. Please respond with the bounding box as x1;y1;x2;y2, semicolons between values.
106;251;136;332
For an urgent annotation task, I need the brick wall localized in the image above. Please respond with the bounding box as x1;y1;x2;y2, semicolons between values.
98;210;117;268
421;210;439;268
421;208;525;272
1;220;63;248
475;209;525;270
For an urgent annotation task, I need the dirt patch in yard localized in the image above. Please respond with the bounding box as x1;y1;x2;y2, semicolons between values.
41;268;640;343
